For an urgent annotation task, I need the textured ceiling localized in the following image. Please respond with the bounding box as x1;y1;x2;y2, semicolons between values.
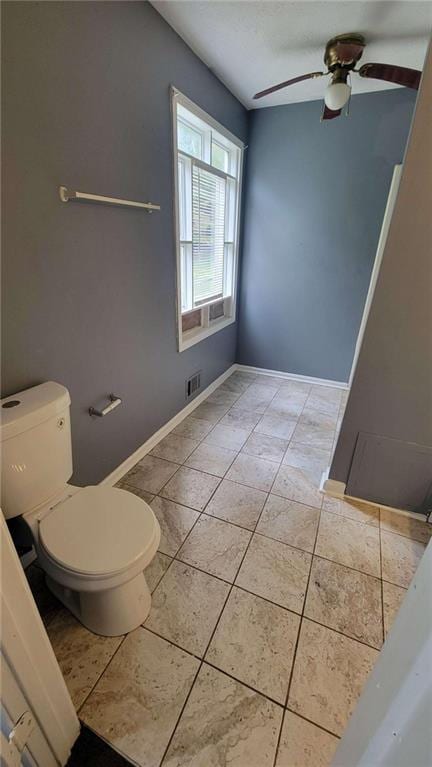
152;1;431;108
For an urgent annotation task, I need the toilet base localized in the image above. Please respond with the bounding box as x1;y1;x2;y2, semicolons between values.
46;571;151;636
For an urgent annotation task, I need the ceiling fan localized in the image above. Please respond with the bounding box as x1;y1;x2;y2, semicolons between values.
253;33;422;120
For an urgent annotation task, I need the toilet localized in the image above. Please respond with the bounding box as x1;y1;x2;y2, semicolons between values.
0;381;160;636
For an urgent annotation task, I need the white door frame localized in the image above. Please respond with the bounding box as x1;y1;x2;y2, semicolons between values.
1;511;79;765
348;164;403;387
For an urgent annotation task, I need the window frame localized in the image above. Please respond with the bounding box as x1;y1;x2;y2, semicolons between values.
171;87;244;352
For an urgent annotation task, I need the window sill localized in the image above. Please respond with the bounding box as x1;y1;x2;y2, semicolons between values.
179;315;235;352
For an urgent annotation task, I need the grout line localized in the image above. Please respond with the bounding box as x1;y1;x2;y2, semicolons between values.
272;477;323;767
159;499;260;765
202;658;285;708
285;707;342;740
157;484;265;766
77;633;129;715
378;523;431;545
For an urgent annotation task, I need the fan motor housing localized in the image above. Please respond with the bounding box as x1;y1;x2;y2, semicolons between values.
324;33;365;71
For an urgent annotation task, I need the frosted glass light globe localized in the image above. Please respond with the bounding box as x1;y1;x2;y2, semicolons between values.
324;81;351;111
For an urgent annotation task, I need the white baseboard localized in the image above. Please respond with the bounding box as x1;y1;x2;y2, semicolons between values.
320;471;346;498
236;364;348;390
101;364;236;487
321;472;426;521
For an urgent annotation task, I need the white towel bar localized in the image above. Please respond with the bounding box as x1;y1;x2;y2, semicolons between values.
59;186;160;212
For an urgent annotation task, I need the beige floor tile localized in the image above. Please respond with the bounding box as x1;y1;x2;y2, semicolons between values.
232;396;273;416
266;391;307;419
206;388;241;406
219;408;261;432
185;442;237;477
178;514;251;582
150;433;199;463
80;628;199;767
145;552;172;593
383;581;407;638
380;508;432;544
206;587;300;703
256;495;320;553
125;455;179;495
205;479;267;530
250;380;280;394
230;370;257;383
150;497;199;556
305;557;383;648
292;424;335;450
236;534;311;613
219;377;251;394
282;443;331;483
288;619;378;736
172;416;214;441
275;711;339;767
226;453;279;492
204;423;250;451
255;413;297;441
162;664;283;767
300;406;338;429
315;512;381;577
305;386;342;417
47;609;122;710
115;482;154;504
381;530;425;588
272;464;323;509
255;375;286;388
192;402;230;423
276;380;311;395
145;561;229;656
160;466;220;511
322;495;379;527
242;432;289;463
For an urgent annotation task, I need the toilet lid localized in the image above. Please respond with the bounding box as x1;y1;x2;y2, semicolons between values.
39;486;158;576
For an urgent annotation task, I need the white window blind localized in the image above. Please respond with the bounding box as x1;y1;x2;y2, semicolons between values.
192;164;226;305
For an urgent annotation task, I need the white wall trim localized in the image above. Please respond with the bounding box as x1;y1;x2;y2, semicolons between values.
348;165;402;388
320;470;346;498
320;472;427;521
101;364;236;487
235;364;349;390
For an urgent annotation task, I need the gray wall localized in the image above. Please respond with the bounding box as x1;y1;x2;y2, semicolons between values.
1;1;247;485
237;89;416;382
330;44;432;510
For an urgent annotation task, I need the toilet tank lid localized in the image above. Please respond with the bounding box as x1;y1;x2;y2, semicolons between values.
1;382;71;441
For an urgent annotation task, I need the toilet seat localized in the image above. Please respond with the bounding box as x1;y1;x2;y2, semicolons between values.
39;486;158;577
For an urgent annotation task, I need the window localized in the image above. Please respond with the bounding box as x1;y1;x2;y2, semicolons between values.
172;89;244;351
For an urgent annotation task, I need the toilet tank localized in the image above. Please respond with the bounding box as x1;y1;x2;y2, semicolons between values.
1;382;73;519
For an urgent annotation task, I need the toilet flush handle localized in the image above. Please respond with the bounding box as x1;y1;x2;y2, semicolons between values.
89;394;122;418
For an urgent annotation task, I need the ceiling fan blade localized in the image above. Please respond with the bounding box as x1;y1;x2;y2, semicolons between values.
359;63;421;90
322;105;342;120
253;71;324;100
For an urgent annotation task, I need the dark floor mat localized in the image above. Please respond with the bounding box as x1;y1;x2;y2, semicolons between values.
67;724;134;766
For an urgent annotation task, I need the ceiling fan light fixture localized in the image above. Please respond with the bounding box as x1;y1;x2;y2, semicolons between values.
324;80;351;111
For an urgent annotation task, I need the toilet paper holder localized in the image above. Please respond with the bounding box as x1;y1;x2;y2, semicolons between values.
89;394;122;418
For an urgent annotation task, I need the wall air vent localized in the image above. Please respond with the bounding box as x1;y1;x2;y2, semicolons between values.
185;371;201;400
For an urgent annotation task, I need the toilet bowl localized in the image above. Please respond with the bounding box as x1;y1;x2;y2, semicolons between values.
1;382;161;636
29;485;160;635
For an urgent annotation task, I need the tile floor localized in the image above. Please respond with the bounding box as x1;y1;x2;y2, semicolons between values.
25;370;431;767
